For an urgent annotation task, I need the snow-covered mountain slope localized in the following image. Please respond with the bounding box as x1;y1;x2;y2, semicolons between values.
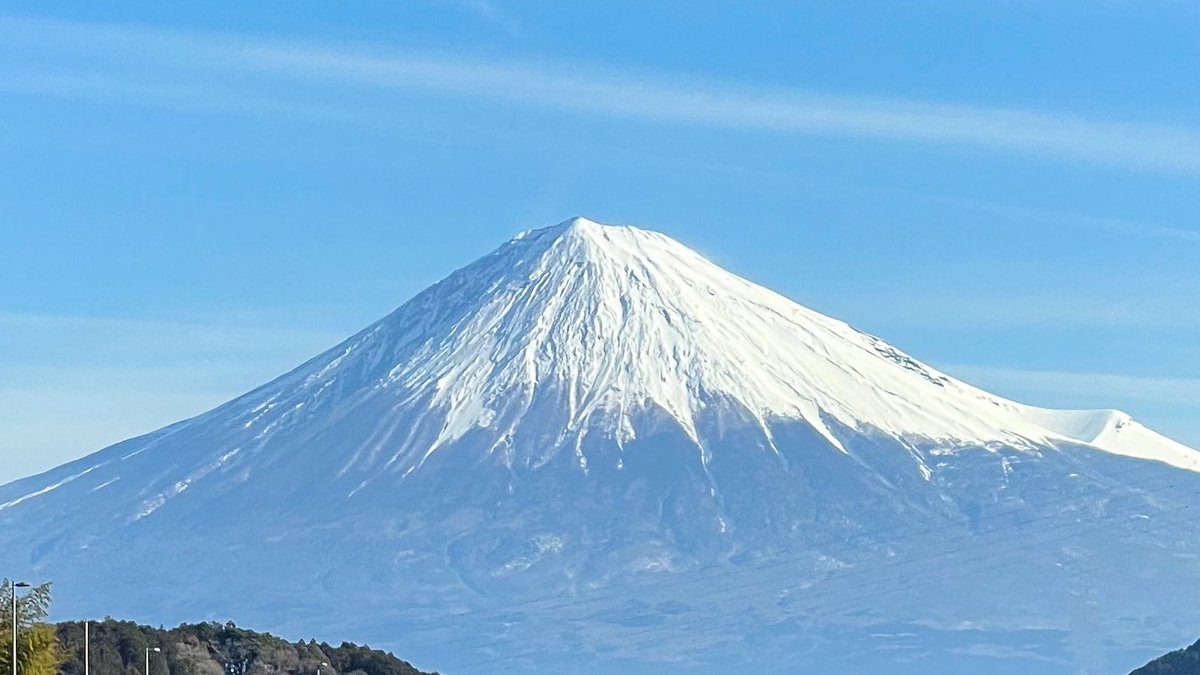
1;217;1198;675
354;217;1189;468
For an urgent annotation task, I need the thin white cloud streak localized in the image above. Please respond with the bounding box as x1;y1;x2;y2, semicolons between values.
0;310;348;484
227;49;1200;175
908;193;1200;245
7;67;1197;246
5;16;1200;173
607;152;1200;245
0;310;346;355
936;363;1200;450
0;381;230;485
6;68;1195;251
0;70;386;127
823;293;1200;331
436;0;522;36
942;364;1200;405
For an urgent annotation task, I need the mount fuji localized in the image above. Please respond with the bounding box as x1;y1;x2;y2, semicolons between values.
3;217;1199;674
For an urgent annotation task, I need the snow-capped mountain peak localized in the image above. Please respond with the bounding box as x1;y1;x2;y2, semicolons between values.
2;216;1198;675
187;216;1197;480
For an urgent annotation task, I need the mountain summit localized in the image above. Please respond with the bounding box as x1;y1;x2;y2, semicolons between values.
2;217;1198;674
210;215;1193;480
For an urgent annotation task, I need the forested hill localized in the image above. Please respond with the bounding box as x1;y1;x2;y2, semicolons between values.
1131;639;1200;674
54;620;437;675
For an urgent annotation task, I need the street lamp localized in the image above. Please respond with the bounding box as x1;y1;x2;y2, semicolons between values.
317;662;329;675
144;646;160;675
10;581;30;675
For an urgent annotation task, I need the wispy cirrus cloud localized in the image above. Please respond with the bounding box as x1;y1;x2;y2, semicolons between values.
905;193;1200;245
3;16;1200;173
943;364;1200;405
938;364;1200;449
610;153;1200;245
435;0;522;36
0;309;349;484
817;291;1200;332
0;309;347;356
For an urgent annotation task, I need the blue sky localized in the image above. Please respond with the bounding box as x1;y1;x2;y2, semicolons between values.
1;1;1198;483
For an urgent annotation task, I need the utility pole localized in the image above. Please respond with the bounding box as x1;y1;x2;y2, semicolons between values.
145;646;160;675
10;581;30;675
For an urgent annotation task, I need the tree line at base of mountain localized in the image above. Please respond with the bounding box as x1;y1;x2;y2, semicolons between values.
1132;639;1200;674
53;619;439;675
2;579;436;675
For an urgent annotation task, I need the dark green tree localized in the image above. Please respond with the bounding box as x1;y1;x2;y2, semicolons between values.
0;579;61;675
55;619;436;675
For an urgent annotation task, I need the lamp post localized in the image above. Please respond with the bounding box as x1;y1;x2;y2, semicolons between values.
10;581;30;675
144;646;160;675
317;662;329;675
